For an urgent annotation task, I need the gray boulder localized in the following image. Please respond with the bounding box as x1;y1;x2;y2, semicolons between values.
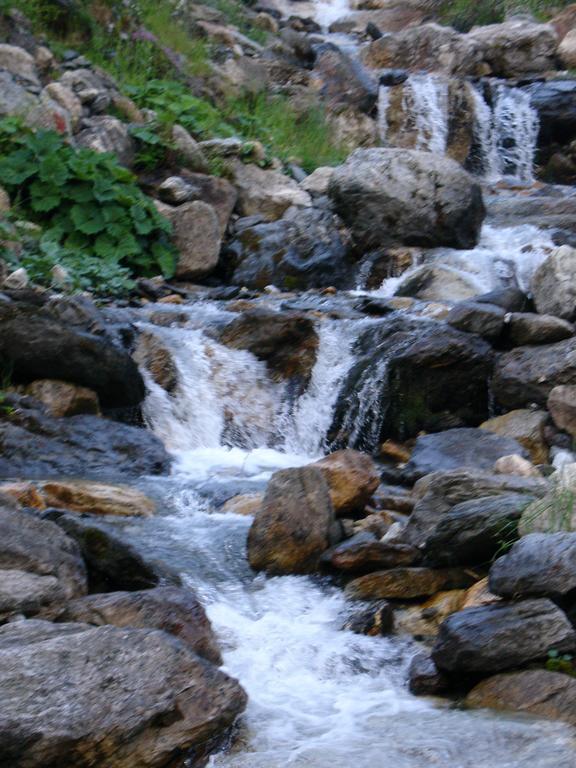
0;620;246;767
490;532;576;599
446;301;506;340
248;466;335;574
506;312;574;346
469;20;559;78
432;599;576;674
532;245;576;321
75;116;135;167
328;148;485;251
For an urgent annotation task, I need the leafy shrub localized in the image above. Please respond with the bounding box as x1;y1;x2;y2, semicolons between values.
0;123;176;282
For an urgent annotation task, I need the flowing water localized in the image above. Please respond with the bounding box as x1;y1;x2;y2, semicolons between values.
121;7;576;764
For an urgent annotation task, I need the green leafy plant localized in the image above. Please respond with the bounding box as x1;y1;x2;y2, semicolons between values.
0;123;176;280
546;650;576;677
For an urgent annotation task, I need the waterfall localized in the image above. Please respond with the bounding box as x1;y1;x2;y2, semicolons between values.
378;75;539;183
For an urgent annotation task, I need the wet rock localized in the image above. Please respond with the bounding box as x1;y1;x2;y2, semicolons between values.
324;535;419;573
0;302;144;409
248;466;335;575
33;480;155;517
466;670;576;726
0;396;170;479
403;468;548;549
346;567;476;601
403;428;528;482
342;600;394;636
469;20;558;78
432;599;576;674
62;586;222;664
156;200;221;280
329;318;493;448
0;502;87;603
446;301;506;340
46;511;166;593
0;619;247;767
328;148;485;251
394;589;467;638
548;385;576;437
474;287;529;313
313;449;380;516
489;532;576;599
492;337;576;409
75;116;135;167
480;409;549;465
226;207;352;290
422;493;535;567
232;162;311;221
219;309;318;382
394;264;479;302
506;312;574;346
532;245;576;321
171;123;210;173
408;652;450;696
220;493;262;516
133;331;178;394
523;80;576;151
17;378;100;418
312;43;377;114
361;23;486;76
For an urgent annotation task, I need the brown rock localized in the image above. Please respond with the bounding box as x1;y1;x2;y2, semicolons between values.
0;481;46;509
313;449;380;516
62;586;222;664
171;124;210;174
342;600;394;636
133;332;178;394
346;567;478;601
394;589;467;637
548;385;576;437
467;670;576;726
156;200;221;280
247;466;335;574
221;493;263;516
462;577;501;609
552;3;576;42
379;440;411;464
480;409;549;465
37;481;156;517
179;170;238;236
21;378;100;418
506;312;574;346
494;455;542;478
326;536;418;573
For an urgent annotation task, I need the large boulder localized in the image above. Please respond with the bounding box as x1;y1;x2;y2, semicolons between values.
469;20;559;78
312;43;377;114
505;313;574;347
403;428;528;481
312;449;380;516
402;468;548;549
232;162;311;221
421;493;535;567
480;409;549;465
0;302;144;409
225;207;353;290
247;466;335;574
489;533;576;599
0;396;170;479
492;337;576;409
328;148;485;251
445;301;506;341
155;200;222;280
219;309;318;382
75;116;135;167
532;245;576;321
62;586;222;664
361;23;486;76
0;620;246;767
432;599;576;674
328;318;493;449
0;502;87;616
548;384;576;437
466;670;576;727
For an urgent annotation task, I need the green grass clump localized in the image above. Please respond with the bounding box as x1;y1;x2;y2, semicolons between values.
438;0;574;30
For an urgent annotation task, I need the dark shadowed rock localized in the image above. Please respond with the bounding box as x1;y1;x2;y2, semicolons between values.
313;43;377;114
0;619;247;767
422;494;535;567
219;309;318;382
489;532;576;599
493;337;576;409
248;466;335;574
324;535;419;573
432;599;576;674
403;428;527;481
522;80;576;148
346;567;477;601
62;586;222;664
403;469;548;549
0;396;170;479
466;670;576;726
0;302;144;409
328;148;485;251
408;652;451;696
506;313;574;346
45;511;172;593
446;301;506;340
342;600;394;636
474;287;529;313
